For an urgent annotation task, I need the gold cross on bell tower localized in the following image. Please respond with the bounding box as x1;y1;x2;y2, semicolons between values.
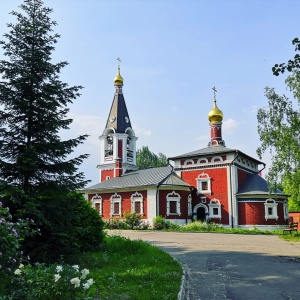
212;86;217;100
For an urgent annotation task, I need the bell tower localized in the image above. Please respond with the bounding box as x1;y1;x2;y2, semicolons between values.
98;59;138;182
208;86;225;147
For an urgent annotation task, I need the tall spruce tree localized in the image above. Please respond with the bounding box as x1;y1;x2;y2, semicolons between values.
0;0;104;261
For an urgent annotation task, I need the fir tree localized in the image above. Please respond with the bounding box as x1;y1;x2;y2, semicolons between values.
0;0;104;261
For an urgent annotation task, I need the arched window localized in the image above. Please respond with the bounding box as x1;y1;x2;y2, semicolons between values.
92;195;102;216
196;173;212;195
166;191;181;216
187;194;192;216
208;198;221;219
131;191;144;215
264;199;278;221
110;193;122;216
283;200;289;220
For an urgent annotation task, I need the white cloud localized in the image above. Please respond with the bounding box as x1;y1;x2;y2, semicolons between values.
132;124;151;137
223;118;239;134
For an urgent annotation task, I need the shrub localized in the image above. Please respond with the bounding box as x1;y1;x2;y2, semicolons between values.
5;263;96;300
22;192;105;262
0;201;36;276
153;216;179;230
124;211;141;229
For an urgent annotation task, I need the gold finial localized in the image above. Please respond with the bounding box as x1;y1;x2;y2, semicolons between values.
208;87;223;123
114;57;123;85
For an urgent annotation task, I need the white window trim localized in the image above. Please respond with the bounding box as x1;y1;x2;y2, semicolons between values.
131;191;144;216
188;194;192;216
208;198;221;219
283;200;289;220
196;173;211;195
197;158;208;164
201;197;206;203
184;159;194;166
92;194;102;216
264;199;278;221
166;191;181;216
211;156;223;163
110;192;122;216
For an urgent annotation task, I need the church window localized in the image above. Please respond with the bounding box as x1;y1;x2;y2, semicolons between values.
188;194;192;216
92;195;102;216
283;200;289;220
131;191;144;215
106;176;110;180
208;199;221;219
264;199;278;221
201;197;206;203
196;173;211;195
197;158;208;164
166;191;181;216
110;193;122;216
212;156;223;163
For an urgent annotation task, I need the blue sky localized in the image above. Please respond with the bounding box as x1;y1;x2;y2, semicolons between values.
0;0;299;184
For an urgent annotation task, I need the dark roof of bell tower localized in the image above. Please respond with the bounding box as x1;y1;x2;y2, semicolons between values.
105;92;132;133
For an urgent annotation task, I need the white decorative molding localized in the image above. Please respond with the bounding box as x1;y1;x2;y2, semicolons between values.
211;156;223;163
110;192;122;216
264;199;278;221
197;158;208;164
283;200;289;220
196;173;211;195
131;191;144;215
92;194;102;216
166;191;181;216
208;198;222;220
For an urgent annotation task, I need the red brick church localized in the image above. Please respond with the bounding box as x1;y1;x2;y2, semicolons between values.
83;65;289;230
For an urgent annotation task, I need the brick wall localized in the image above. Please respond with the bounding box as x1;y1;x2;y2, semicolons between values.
89;190;148;220
182;167;229;224
101;169;114;182
238;201;289;225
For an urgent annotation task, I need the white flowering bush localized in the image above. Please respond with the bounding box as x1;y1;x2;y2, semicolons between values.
7;263;96;299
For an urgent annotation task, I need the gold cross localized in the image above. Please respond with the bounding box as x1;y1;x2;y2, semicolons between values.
117;57;121;67
212;86;217;99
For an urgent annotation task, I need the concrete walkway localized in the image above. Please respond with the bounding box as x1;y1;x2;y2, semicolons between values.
109;230;300;300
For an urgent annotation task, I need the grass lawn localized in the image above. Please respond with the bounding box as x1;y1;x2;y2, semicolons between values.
77;235;182;300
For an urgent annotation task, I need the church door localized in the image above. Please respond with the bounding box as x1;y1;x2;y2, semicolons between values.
197;207;206;222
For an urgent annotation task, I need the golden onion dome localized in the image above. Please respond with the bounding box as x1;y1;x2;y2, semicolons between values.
114;66;124;85
208;100;223;123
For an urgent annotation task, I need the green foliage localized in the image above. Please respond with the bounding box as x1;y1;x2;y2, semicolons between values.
104;216;150;230
136;146;168;170
0;0;105;262
153;216;180;230
272;38;300;76
3;263;96;300
123;211;141;229
26;193;105;262
257;39;300;210
1;236;183;300
0;201;36;285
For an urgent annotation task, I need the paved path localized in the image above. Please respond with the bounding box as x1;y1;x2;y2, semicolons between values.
108;230;300;300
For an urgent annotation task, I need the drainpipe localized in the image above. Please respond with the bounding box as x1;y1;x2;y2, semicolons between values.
258;163;266;175
230;151;239;228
